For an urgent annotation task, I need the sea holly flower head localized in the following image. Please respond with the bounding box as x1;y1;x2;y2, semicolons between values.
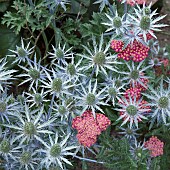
119;125;140;140
3;104;56;145
8;38;34;64
144;136;164;157
41;69;73;98
79;34;118;76
48;43;72;66
128;3;168;42
102;10;126;35
143;79;170;124
38;133;78;169
75;80;107;117
17;55;46;90
115;95;150;128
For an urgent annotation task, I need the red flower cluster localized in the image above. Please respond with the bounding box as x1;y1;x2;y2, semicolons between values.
119;0;146;6
111;39;150;62
72;110;111;147
144;136;164;157
124;87;142;100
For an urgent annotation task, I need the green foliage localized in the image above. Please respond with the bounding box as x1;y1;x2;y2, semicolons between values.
2;0;55;34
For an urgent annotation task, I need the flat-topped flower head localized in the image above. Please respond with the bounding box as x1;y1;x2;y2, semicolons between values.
111;39;150;62
17;55;46;90
78;34;118;76
119;0;146;6
75;80;107;117
72;110;110;147
0;58;17;92
124;87;141;101
120;61;150;88
8;38;34;64
48;43;72;66
3;104;56;145
128;3;168;42
38;133;78;169
144;136;164;157
143;79;170;124
115;96;150;128
102;11;126;34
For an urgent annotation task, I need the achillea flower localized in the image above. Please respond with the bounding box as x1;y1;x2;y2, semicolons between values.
111;39;150;62
72;110;110;147
124;87;142;101
119;0;146;6
144;136;164;157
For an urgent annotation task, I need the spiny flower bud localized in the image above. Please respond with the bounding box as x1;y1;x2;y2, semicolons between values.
17;47;27;58
126;105;138;116
67;63;76;76
158;96;169;109
56;49;64;59
113;16;122;28
140;16;151;31
24;122;37;135
20;152;32;164
50;144;61;157
0;102;6;113
0;140;10;153
52;78;62;92
29;69;40;80
93;52;106;65
34;93;43;104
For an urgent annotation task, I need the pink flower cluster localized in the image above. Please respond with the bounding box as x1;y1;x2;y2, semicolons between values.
124;87;141;100
72;110;111;147
111;39;150;62
144;136;164;157
119;0;146;6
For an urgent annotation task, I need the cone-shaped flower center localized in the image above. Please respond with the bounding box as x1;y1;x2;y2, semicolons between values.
126;105;137;116
0;140;10;153
158;96;169;108
0;102;6;113
93;52;105;65
56;49;64;59
86;93;96;105
17;47;27;58
24;122;37;135
29;69;40;80
113;16;122;28
67;63;76;76
130;70;139;80
52;78;62;92
20;152;31;164
140;16;151;30
58;106;66;114
34;93;42;104
126;128;133;135
50;144;61;157
108;87;117;97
